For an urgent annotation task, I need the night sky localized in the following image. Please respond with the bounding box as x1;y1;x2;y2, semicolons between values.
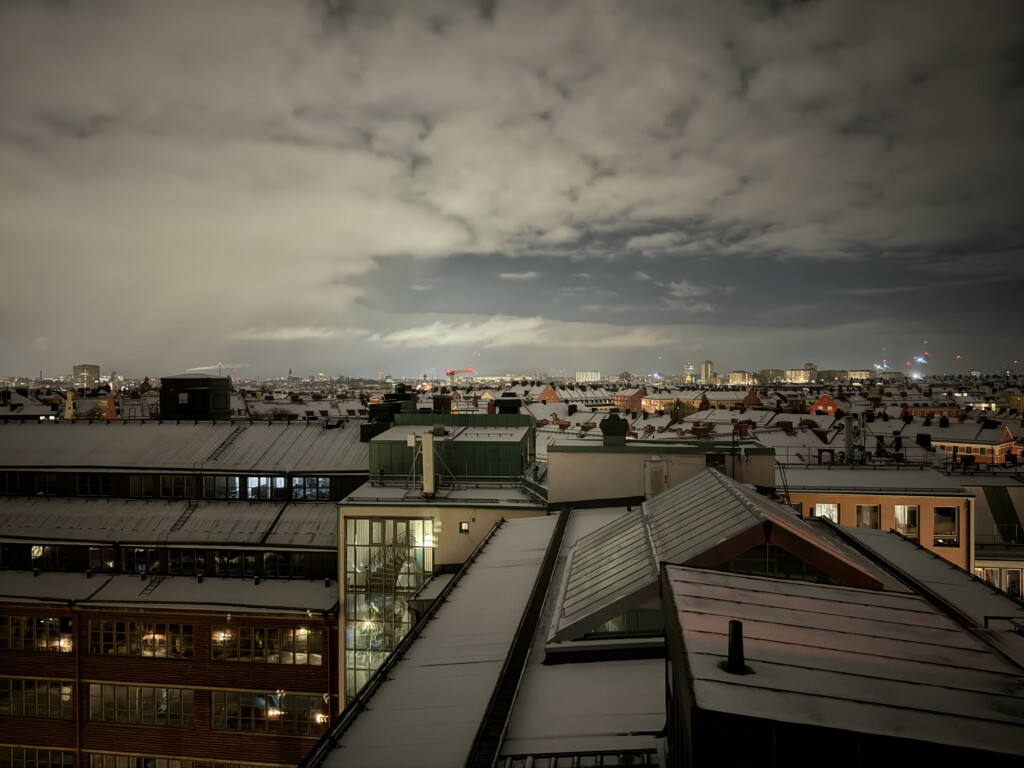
2;0;1022;380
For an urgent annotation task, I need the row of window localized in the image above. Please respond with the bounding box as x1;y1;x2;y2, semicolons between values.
0;617;323;666
89;621;194;659
2;680;328;735
0;748;73;768
0;472;335;501
0;679;74;719
0;616;73;652
0;747;257;768
211;691;327;735
88;684;193;728
4;544;336;580
813;504;959;546
90;756;191;768
211;626;323;665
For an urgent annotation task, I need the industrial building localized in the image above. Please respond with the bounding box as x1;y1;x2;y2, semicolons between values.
0;415;370;768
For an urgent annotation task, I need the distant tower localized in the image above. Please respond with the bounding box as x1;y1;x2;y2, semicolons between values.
700;360;715;384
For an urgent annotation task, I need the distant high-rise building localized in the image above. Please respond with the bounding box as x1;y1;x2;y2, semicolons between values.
575;371;601;383
700;361;714;383
72;363;100;389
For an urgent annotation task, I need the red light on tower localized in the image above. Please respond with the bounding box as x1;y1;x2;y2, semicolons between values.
467;367;474;373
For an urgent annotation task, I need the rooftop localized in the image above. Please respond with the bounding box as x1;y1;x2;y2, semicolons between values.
663;565;1024;756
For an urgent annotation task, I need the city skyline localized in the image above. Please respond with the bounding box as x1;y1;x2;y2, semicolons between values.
1;1;1022;379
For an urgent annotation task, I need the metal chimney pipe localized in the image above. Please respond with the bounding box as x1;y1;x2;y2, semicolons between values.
726;619;746;674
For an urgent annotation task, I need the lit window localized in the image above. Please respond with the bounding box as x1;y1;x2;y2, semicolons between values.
814;504;838;524
894;505;918;537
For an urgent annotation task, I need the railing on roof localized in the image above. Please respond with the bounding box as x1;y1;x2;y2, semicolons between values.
298;519;505;768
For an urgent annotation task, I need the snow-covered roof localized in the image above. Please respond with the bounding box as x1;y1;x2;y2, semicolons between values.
549;469;904;643
0;419;369;473
320;516;559;768
0;497;338;549
663;565;1024;756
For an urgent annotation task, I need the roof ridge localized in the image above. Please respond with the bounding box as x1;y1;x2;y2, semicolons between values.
710;467;765;520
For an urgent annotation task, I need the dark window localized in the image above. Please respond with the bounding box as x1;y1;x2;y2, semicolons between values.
129;475;155;498
0;747;73;768
160;475;192;499
263;552;305;579
88;684;193;728
77;474;112;497
89;547;116;572
167;549;205;576
214;551;256;577
934;507;959;547
856;505;880;529
90;755;192;768
0;679;73;719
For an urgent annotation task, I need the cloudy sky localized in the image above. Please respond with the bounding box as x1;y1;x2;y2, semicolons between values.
2;0;1022;380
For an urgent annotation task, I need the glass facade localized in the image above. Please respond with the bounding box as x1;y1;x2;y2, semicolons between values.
211;626;323;665
0;616;73;652
344;517;434;701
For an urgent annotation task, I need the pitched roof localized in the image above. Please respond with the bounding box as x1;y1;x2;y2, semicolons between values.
549;469;904;642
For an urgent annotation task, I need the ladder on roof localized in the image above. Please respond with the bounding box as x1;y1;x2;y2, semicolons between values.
777;460;792;505
169;501;199;533
139;575;165;596
206;425;247;462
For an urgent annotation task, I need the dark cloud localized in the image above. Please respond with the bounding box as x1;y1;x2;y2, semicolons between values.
0;0;1021;378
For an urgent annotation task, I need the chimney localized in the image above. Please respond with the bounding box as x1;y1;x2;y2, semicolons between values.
599;413;629;446
422;433;436;497
723;620;749;675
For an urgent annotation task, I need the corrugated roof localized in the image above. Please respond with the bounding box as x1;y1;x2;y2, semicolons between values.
664;565;1024;755
551;470;904;642
0;497;336;549
0;420;368;473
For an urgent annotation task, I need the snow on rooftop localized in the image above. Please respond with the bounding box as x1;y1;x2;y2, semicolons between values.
0;497;337;548
781;465;971;494
665;565;1024;755
322;515;558;768
0;419;368;473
